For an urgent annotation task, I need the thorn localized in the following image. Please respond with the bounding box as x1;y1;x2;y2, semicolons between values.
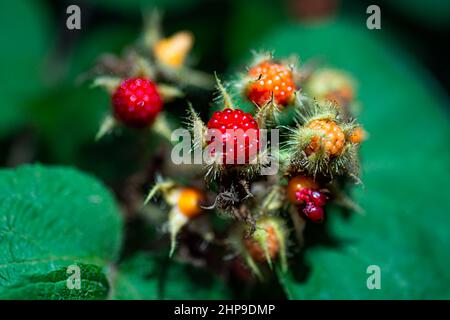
152;112;175;144
214;72;234;110
91;76;121;94
143;184;161;206
157;84;184;102
95;115;117;141
169;235;176;258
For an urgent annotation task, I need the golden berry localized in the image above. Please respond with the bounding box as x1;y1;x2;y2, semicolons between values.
178;188;203;218
306;119;345;156
153;31;193;68
348;126;366;144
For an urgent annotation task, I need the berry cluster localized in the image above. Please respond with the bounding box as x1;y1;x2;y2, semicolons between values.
90;27;365;281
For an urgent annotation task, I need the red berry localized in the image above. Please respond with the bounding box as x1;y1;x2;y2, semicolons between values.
247;61;296;107
310;190;327;207
302;202;324;223
206;108;259;164
295;189;311;203
297;189;327;207
112;77;163;128
287;176;319;204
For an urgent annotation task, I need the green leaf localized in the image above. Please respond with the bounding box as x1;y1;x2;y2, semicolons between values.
1;264;109;300
254;18;450;299
0;165;123;299
111;252;231;300
110;253;160;299
0;1;51;137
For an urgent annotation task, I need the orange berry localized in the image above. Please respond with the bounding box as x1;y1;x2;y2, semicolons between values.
244;226;279;263
287;176;319;204
348;126;366;144
324;85;354;106
306;119;345;156
153;31;193;68
247;61;295;107
177;188;203;218
305;68;355;106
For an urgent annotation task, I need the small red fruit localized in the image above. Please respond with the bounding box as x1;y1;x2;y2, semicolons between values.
247;61;295;107
206;108;259;164
288;176;327;222
112;77;163;128
287;176;319;204
310;190;327;207
302;202;324;223
296;188;327;207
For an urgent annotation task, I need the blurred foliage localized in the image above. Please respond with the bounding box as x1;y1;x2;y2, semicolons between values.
0;1;52;138
224;0;285;60
30;87;108;163
383;0;450;28
84;0;203;15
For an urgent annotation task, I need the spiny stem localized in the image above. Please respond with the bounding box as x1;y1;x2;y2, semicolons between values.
214;72;234;110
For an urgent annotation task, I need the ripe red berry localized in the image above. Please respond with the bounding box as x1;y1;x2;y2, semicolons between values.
206;108;259;164
287;176;319;204
310;190;327;207
302;202;324;223
296;189;327;207
247;61;296;107
112;77;163;128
